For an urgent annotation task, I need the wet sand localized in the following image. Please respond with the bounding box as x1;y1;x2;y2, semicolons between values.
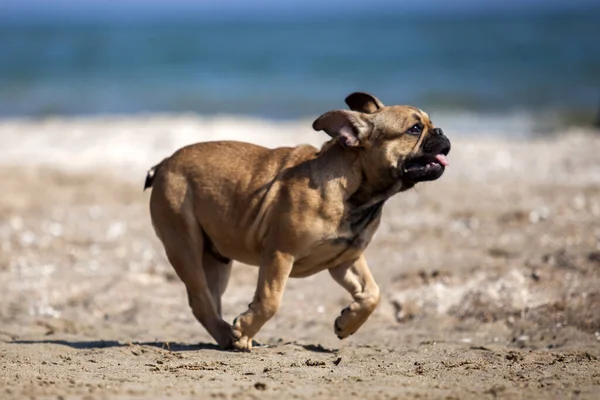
0;117;599;399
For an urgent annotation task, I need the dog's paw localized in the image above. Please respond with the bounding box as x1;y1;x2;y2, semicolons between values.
230;317;254;352
231;336;253;352
334;305;366;339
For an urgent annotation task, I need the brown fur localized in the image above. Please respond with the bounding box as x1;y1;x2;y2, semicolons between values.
146;92;451;351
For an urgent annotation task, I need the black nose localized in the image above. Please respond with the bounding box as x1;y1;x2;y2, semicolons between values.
432;127;444;136
441;141;451;155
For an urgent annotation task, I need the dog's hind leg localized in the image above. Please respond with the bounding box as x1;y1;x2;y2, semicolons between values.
151;190;233;348
203;251;232;318
329;254;380;339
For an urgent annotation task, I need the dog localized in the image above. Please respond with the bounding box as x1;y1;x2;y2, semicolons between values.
144;92;451;351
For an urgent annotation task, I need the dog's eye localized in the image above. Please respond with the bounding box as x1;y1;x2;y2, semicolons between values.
406;124;423;135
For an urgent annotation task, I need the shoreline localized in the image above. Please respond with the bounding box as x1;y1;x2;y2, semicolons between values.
0;115;598;187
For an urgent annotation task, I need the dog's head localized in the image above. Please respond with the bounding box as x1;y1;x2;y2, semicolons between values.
312;92;451;189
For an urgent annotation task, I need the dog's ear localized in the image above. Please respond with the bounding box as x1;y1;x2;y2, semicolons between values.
312;110;372;147
345;92;384;114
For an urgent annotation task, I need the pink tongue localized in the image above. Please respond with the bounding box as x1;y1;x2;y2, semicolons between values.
435;154;449;166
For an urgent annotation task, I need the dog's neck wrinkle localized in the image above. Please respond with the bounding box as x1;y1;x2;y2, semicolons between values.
315;140;400;212
348;157;401;213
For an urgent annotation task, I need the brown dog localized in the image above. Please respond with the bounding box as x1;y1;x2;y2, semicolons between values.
145;92;450;351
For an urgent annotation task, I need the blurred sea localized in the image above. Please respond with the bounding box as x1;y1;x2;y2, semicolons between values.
1;10;599;135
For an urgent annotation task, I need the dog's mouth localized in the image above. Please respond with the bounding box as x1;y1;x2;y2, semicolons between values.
402;150;450;183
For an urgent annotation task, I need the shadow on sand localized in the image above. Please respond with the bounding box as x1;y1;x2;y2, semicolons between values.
9;339;220;351
8;339;340;353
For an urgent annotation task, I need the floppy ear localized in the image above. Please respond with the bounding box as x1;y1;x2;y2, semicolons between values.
312;110;372;148
345;92;384;113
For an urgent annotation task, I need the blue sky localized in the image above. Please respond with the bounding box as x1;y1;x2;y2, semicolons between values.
3;0;599;21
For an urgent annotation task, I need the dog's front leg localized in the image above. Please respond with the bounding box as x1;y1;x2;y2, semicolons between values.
329;254;380;339
231;250;294;351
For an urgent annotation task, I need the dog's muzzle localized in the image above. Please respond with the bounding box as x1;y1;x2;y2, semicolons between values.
401;128;451;184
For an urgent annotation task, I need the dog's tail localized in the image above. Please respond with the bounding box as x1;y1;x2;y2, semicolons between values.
143;160;164;191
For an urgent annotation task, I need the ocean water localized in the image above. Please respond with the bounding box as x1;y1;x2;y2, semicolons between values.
1;10;599;132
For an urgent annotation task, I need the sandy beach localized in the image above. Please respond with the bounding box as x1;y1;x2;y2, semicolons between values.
0;116;599;399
